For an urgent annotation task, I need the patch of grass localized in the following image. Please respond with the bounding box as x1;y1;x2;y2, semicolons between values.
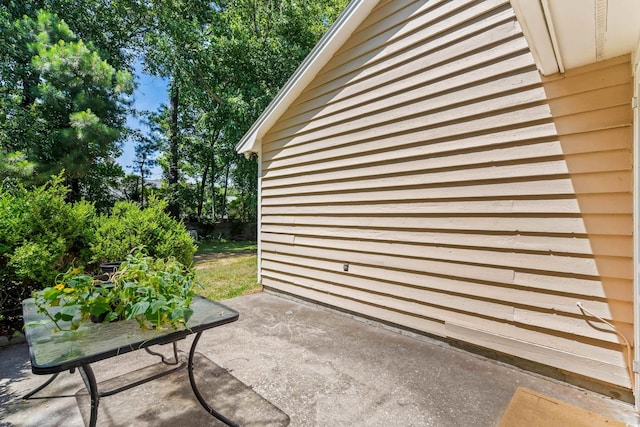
194;240;259;300
196;240;257;255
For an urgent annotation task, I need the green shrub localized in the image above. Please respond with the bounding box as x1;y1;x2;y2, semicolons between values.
0;175;95;333
89;197;196;266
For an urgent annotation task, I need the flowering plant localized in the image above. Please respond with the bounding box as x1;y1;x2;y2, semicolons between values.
29;248;198;332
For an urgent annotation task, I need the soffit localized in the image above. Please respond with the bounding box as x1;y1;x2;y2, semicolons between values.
512;0;640;75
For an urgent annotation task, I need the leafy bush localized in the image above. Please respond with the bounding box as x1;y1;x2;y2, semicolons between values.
0;175;95;333
89;197;196;266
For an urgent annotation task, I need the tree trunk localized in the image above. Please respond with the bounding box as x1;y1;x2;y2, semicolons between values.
167;80;180;219
140;158;146;208
69;177;81;202
197;163;208;219
211;153;216;220
21;70;38;108
222;161;230;219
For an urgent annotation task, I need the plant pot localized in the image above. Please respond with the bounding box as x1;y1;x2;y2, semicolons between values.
90;300;121;323
90;312;109;323
100;262;122;273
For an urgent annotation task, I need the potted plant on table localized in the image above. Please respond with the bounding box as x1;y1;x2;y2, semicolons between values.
29;248;198;332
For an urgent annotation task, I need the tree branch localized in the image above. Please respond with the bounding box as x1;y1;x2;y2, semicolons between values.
204;85;224;105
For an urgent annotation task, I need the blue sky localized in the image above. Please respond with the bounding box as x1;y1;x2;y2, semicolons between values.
118;60;167;179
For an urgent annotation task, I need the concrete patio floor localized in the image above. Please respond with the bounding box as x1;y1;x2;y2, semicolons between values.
1;291;638;426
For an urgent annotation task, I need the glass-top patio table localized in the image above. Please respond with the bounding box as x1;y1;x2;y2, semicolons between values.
22;295;240;427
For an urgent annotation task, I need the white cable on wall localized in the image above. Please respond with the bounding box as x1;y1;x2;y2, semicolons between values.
576;302;634;390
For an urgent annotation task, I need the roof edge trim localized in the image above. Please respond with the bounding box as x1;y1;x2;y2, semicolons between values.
509;0;560;76
235;0;377;155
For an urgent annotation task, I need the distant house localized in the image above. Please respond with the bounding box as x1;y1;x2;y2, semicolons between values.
236;0;640;404
146;178;162;189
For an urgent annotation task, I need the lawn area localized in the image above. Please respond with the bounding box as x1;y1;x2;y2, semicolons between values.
195;240;258;255
194;240;260;301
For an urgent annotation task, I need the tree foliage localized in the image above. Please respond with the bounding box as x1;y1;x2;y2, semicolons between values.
0;9;134;199
2;0;142;70
0;0;348;333
1;0;347;217
136;0;348;222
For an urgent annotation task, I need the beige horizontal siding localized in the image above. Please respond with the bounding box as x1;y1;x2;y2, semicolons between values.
261;193;633;215
274;28;532;139
261;226;632;257
257;0;634;391
260;257;633;340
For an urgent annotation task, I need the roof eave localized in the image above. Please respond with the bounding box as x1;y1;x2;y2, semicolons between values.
510;0;560;75
511;0;640;75
235;0;378;155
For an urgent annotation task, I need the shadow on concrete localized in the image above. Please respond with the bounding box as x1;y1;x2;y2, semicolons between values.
1;342;288;427
1;343;85;426
0;344;32;427
75;352;289;427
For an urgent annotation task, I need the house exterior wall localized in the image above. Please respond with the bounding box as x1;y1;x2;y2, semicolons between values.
258;0;634;392
632;38;640;405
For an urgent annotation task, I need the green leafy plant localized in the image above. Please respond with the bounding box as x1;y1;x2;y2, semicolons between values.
89;198;197;266
30;248;198;332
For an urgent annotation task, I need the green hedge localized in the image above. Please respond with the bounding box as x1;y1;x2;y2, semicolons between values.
89;198;196;266
0;176;94;332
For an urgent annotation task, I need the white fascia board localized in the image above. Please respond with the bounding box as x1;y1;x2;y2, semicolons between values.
510;0;560;76
235;0;378;155
634;36;640;76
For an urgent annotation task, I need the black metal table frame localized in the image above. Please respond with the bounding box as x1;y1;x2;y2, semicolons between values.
22;297;240;427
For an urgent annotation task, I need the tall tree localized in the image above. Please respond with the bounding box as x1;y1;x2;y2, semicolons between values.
0;11;134;199
138;0;216;218
167;82;180;218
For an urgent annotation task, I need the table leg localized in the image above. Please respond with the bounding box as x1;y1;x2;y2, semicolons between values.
144;341;180;365
188;331;239;427
22;372;60;400
78;364;99;427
